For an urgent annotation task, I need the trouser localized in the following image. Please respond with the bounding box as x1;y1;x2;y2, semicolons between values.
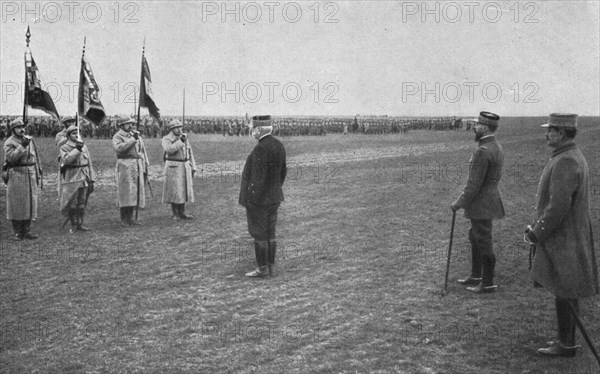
468;219;496;286
246;203;279;267
66;187;88;211
68;187;89;227
555;297;578;346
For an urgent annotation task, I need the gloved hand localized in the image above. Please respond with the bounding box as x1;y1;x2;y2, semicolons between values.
450;201;459;212
132;130;140;140
180;134;187;142
21;137;31;148
524;225;538;244
88;181;95;194
76;141;84;151
192;170;196;178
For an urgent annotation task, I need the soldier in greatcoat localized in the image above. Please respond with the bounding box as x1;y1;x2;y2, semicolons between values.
3;119;42;240
239;115;287;277
452;111;505;293
112;116;149;227
161;119;196;220
55;116;76;147
524;113;599;357
59;124;96;233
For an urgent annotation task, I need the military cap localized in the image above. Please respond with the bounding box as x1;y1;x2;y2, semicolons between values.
475;111;500;130
117;115;136;126
252;115;272;127
541;113;577;129
62;116;76;125
169;119;183;130
9;119;26;132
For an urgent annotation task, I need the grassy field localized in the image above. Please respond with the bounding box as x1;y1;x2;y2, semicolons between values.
1;117;599;373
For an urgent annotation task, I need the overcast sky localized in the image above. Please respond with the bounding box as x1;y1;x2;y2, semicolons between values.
1;0;599;117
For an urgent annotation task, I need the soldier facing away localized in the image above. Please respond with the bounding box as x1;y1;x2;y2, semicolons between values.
239;115;287;277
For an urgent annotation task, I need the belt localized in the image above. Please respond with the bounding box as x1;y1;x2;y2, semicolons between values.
5;163;35;168
165;158;189;162
117;156;141;160
63;164;89;169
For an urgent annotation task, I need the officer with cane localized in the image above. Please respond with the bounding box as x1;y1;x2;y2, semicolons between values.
525;113;599;358
451;111;505;294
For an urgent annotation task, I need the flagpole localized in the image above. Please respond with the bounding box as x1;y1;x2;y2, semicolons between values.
182;87;186;126
136;36;145;132
134;37;145;221
23;26;31;123
78;37;86;142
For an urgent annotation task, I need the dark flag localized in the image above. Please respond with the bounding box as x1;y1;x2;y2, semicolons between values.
139;55;160;120
24;51;60;120
78;55;105;125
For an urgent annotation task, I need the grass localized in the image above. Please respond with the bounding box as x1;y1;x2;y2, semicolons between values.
1;117;599;373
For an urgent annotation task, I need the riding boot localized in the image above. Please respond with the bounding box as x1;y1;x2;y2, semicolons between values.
11;220;23;240
120;207;129;227
556;298;578;347
69;209;78;233
171;204;180;221
22;220;39;240
78;208;90;231
457;244;482;285
245;241;269;277
179;204;193;220
128;207;141;225
268;240;277;275
481;254;496;287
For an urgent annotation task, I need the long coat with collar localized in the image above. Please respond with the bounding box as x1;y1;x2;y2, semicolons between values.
161;132;196;204
59;139;96;215
3;135;41;220
455;135;505;220
112;129;149;208
530;141;599;299
239;134;287;207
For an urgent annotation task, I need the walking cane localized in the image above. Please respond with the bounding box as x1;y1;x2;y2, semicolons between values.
567;301;600;367
442;209;457;296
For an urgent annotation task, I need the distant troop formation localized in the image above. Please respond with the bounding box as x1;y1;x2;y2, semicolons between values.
0;114;469;140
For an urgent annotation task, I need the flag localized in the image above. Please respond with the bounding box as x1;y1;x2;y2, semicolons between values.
139;55;160;120
78;56;105;125
24;50;60;120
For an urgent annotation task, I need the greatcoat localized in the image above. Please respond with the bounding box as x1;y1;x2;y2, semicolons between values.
531;141;599;299
112;129;149;208
161;132;196;204
59;139;96;215
3;135;41;220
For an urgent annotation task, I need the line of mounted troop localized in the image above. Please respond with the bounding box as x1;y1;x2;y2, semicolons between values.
0;115;470;140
